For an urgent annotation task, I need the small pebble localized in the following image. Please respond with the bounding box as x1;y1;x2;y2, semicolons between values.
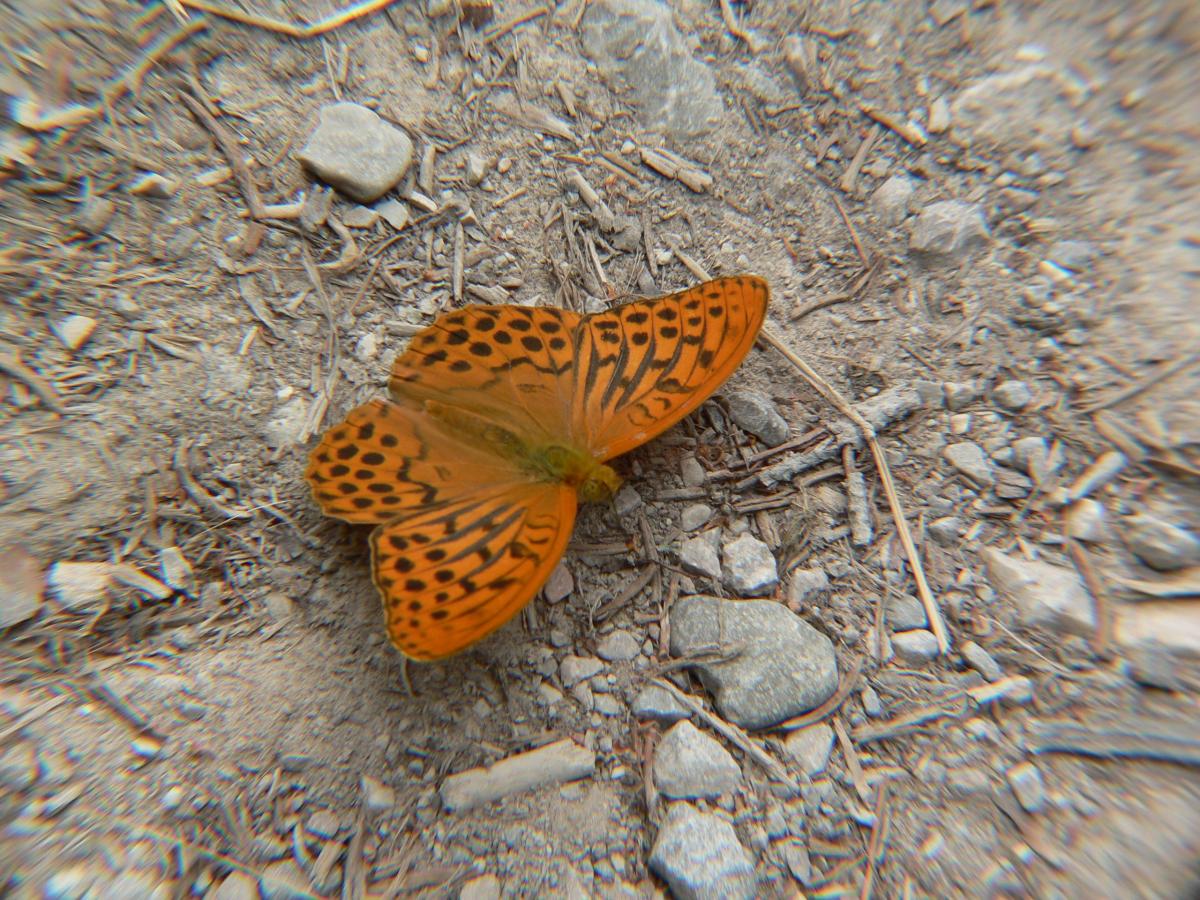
943;442;994;487
54;315;98;351
722;533;778;596
596;630;641;662
993;380;1033;412
861;686;884;718
342;205;379;228
543;562;573;603
559;654;603;686
680;503;714;532
1123;513;1200;571
680;457;706;487
1006;761;1046;813
891;629;940;665
960;640;1003;681
613;485;642;516
1064;499;1108;542
782;723;834;776
787;568;829;608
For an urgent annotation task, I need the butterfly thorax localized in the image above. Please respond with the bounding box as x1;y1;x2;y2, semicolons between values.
425;400;620;502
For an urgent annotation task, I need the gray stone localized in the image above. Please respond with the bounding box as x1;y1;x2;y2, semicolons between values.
1047;240;1097;272
560;654;603;686
211;871;261;900
360;775;394;812
947;767;991;797
995;469;1034;499
260;859;314;900
613;484;642;516
464;153;489;187
724;390;789;446
944;441;994;487
1064;499;1108;543
1123;514;1200;571
653;720;741;799
0;741;39;791
782;723;834;776
861;686;884;718
681;503;714;532
77;195;116;235
593;692;623;717
681;457;706;487
597;630;641;662
885;594;928;631
909;200;989;259
960;640;1003;681
649;805;757;900
891;629;940;665
1123;644;1185;691
632;685;691;724
670;596;839;729
680;530;722;580
951;65;1075;156
722;533;778;596
1006;761;1046;813
928;516;963;546
783;839;813;885
787;568;829;607
944;381;980;411
298;103;414;203
993;380;1033;412
543;562;574;603
262;397;309;448
0;545;42;628
1011;435;1059;482
871;174;915;226
983;547;1095;635
581;0;724;140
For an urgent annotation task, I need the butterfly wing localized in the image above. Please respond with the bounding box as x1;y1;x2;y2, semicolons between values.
306;397;528;525
371;483;577;660
388;304;584;448
575;275;769;461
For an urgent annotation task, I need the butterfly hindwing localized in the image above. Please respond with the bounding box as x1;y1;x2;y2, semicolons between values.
305;397;528;525
370;483;577;660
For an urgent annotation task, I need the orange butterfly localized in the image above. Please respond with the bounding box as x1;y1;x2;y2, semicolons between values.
306;275;769;660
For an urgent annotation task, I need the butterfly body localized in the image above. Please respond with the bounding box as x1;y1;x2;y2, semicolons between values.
307;275;769;660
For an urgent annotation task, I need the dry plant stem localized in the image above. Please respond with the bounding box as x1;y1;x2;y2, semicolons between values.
760;328;949;654
831;193;870;269
651;680;798;789
776;654;865;731
833;715;873;806
718;0;755;48
178;91;266;220
1082;350;1200;413
482;5;551;43
860;783;891;900
1065;538;1112;657
0;350;67;414
180;0;400;37
174;439;252;521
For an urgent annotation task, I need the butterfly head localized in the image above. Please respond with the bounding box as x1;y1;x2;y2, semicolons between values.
541;445;621;503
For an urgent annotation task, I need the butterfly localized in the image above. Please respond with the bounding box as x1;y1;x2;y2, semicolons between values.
306;275;769;660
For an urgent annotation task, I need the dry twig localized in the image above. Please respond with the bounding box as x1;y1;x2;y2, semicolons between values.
651;680;798;789
180;0;399;37
760;329;949;654
0;349;67;414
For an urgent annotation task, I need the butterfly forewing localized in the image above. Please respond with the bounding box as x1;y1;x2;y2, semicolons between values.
388;304;583;449
576;274;769;460
371;484;577;660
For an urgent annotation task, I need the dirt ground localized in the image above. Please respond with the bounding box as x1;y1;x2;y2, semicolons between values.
2;0;1200;897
